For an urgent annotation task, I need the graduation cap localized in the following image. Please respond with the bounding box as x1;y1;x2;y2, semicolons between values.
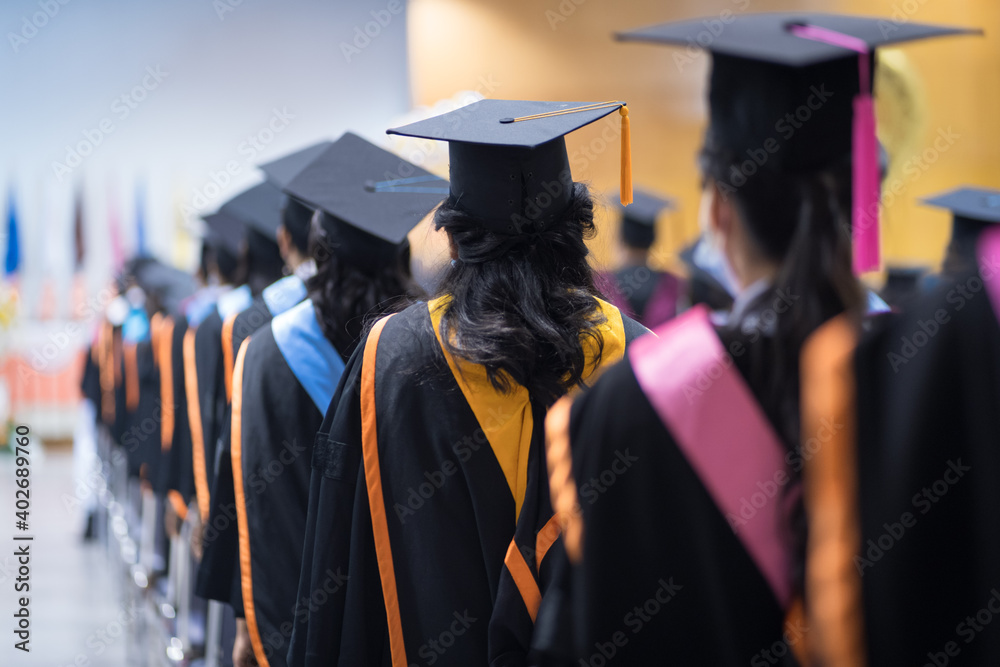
258;142;334;245
131;258;198;314
921;187;1000;242
202;211;246;258
618;188;674;250
283;131;449;266
387;99;632;234
259;141;334;189
219;181;284;241
618;13;979;274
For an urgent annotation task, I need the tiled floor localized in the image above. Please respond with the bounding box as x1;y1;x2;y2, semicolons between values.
0;445;129;667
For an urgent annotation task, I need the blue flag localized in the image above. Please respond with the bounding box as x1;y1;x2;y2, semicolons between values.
4;187;20;276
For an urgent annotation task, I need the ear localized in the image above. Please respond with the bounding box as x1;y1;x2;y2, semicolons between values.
447;231;458;261
709;182;735;239
276;225;291;257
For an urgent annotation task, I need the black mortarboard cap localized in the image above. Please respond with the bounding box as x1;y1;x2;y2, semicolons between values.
922;186;1000;242
219;181;284;241
258;141;334;189
387;99;630;234
132;258;198;314
283;132;448;261
202;211;246;257
618;13;978;274
618;188;674;249
618;13;976;173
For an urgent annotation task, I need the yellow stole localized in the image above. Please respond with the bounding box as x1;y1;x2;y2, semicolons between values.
428;296;627;519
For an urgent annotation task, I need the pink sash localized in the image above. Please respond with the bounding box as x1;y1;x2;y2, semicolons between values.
979;226;1000;326
629;305;794;608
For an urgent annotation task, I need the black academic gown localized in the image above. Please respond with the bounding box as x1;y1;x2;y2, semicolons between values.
854;248;1000;665
232;300;348;667
195;305;245;605
198;279;307;608
530;295;812;666
288;298;644;667
118;338;162;481
162;314;197;514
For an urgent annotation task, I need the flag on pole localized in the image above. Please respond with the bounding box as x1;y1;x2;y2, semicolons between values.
74;186;86;271
107;180;125;275
4;186;20;277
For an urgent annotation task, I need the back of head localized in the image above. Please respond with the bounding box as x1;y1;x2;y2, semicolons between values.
435;182;603;406
307;209;416;358
245;229;285;296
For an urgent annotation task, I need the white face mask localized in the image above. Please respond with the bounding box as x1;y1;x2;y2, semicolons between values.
692;236;738;298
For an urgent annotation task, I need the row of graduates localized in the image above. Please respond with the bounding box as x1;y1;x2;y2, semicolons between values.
82;11;1000;667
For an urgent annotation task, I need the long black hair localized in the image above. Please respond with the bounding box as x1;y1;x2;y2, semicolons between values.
699;139;864;446
306;210;417;359
433;182;605;407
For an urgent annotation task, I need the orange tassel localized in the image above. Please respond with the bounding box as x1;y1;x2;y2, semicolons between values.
619;105;633;206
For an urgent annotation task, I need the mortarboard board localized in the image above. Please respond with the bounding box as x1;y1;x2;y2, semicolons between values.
387;99;631;235
618;13;979;273
618;188;674;250
131;258;198;314
259;141;334;189
259;142;334;243
202;211;247;258
283;132;449;265
922;186;1000;241
219;181;284;241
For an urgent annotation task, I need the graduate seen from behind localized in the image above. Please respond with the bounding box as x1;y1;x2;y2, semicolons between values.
288;99;647;667
534;13;975;666
601;189;685;328
230;132;447;667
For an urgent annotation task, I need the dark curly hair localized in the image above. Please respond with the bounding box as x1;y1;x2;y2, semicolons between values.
306;210;417;359
433;182;606;406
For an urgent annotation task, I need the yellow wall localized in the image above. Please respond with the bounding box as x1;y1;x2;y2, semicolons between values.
407;0;998;276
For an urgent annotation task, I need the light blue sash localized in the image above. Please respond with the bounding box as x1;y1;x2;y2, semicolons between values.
271;299;345;414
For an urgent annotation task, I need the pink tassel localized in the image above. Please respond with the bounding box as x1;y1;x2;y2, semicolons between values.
789;25;881;274
852;90;880;274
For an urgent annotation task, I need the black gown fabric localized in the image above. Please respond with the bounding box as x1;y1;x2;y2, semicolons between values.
854;254;1000;665
234;317;344;667
119;339;163;481
161;315;197;509
197;287;306;609
288;299;643;667
531;300;810;666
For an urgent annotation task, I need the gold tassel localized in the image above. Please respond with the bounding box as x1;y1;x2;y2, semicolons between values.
619;105;633;206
